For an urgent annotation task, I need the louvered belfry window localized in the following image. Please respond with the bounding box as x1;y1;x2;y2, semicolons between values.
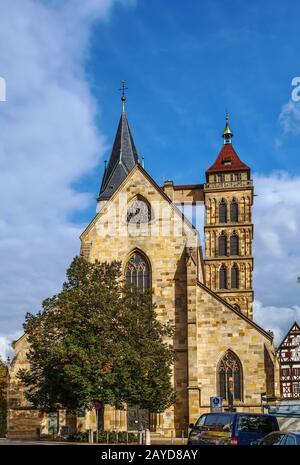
230;199;238;222
219;199;227;223
219;265;227;289
125;252;150;291
230;233;239;256
231;265;239;289
218;233;227;256
218;351;243;401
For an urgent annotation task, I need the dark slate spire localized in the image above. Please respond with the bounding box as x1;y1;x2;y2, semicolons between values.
98;95;139;201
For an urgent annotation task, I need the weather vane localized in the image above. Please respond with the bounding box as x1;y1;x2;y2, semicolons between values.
119;80;128;111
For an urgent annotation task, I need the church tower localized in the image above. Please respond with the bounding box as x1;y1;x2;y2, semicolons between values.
204;115;254;319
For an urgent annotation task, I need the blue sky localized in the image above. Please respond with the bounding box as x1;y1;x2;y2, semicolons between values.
0;0;300;356
84;0;300;200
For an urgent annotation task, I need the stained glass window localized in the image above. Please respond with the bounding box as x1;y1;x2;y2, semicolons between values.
125;252;150;291
218;351;243;401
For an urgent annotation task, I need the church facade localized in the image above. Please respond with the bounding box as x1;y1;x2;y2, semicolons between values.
7;100;280;439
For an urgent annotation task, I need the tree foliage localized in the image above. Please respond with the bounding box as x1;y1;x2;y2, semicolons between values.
18;257;175;414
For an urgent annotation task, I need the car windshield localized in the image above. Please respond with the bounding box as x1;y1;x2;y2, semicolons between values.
195;414;233;432
238;416;276;433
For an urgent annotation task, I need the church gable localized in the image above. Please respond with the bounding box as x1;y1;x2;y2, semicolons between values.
278;322;300;351
81;164;200;253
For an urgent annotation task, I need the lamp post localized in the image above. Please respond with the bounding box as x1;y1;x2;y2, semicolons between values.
94;401;101;443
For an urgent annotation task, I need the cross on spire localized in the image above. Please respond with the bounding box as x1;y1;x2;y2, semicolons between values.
119;80;128;112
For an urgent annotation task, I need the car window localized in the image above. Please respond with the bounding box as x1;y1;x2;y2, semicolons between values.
238;415;277;433
194;415;206;428
260;433;285;445
202;414;233;432
284;435;296;445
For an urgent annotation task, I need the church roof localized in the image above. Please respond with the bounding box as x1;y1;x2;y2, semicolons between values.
206;143;250;176
98;109;139;200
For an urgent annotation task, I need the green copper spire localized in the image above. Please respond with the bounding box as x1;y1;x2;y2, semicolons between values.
222;112;234;144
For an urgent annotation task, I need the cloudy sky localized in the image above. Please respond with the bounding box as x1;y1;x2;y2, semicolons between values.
0;0;300;358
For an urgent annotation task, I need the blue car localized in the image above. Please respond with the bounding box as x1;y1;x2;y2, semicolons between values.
257;431;300;445
188;412;279;445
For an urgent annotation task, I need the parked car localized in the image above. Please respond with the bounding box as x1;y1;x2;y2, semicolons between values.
254;431;300;445
188;412;279;445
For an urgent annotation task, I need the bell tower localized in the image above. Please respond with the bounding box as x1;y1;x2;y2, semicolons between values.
204;114;254;319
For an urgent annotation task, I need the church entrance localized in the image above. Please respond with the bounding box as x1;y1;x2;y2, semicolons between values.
127;405;150;431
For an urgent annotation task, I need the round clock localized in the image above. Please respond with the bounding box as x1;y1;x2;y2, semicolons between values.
127;199;151;224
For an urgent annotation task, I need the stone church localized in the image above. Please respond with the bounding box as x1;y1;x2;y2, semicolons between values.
7;97;280;439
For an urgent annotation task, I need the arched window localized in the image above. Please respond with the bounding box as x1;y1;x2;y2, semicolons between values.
125;251;150;291
218;232;227;256
231;265;239;289
218;350;243;401
230;232;239;256
219;265;227;289
219;199;227;223
127;197;151;224
230;199;238;222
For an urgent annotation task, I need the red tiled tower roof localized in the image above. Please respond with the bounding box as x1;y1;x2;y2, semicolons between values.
206;143;250;174
206;114;250;180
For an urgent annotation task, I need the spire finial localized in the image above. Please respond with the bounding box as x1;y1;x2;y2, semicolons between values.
119;80;128;112
222;111;234;144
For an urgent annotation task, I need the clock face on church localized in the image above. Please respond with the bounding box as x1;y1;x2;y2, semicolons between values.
127;199;151;224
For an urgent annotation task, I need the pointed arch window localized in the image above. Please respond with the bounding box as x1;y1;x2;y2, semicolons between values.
231;264;239;289
218;350;243;401
230;199;238;222
219;265;227;289
219;199;227;224
125;251;150;291
218;232;227;256
127;197;151;224
230;232;239;256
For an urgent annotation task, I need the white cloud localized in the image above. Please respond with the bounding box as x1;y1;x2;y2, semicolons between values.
254;300;300;348
0;332;22;361
279;100;300;134
0;1;133;342
253;172;300;341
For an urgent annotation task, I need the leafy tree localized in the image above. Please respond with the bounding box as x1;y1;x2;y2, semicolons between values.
18;257;175;417
0;359;7;437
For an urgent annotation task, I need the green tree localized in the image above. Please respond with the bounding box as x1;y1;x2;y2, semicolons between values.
18;257;175;416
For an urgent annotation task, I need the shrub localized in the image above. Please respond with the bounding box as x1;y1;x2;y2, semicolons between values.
67;430;137;443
